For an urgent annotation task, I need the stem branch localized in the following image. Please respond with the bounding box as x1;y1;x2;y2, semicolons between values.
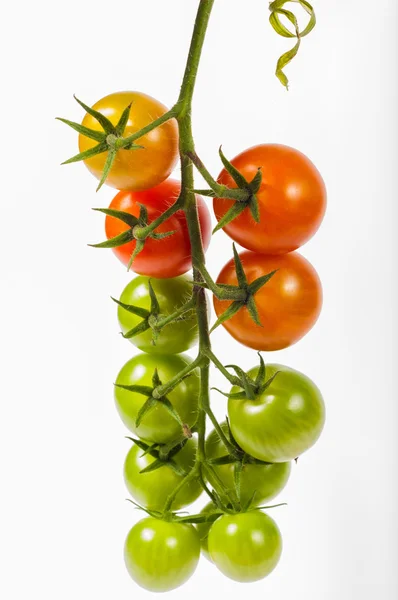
118;108;179;147
187;151;250;201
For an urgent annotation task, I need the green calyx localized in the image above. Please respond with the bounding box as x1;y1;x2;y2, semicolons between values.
127;496;225;524
126;435;190;477
57;95;144;191
212;353;280;401
269;0;316;89
209;244;277;330
112;281;195;345
89;203;176;269
212;146;262;233
115;367;188;431
195;146;263;233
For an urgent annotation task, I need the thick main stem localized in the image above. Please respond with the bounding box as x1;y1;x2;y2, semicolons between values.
177;0;215;467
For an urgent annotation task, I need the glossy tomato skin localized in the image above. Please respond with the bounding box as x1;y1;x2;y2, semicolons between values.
195;502;221;562
79;91;178;191
105;179;211;278
125;517;200;592
118;275;199;354
124;439;202;511
114;353;199;443
205;423;291;506
228;364;325;463
208;511;282;582
214;250;322;351
214;144;326;254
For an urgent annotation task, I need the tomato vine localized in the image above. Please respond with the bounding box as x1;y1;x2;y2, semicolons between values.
59;0;325;591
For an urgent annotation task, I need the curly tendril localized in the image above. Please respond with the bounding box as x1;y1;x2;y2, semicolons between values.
269;0;316;89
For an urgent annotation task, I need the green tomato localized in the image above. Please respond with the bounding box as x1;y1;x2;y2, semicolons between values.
195;502;221;562
124;439;202;511
208;511;282;582
114;353;199;443
205;423;291;506
125;517;200;592
118;275;199;354
228;364;325;463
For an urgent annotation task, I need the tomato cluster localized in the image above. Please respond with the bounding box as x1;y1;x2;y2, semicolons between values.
62;86;326;593
213;144;326;351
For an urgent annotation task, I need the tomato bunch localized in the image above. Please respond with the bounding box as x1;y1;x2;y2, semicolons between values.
61;25;326;589
213;144;326;351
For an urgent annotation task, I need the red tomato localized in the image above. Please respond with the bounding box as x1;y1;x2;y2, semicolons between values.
214;144;326;254
213;251;322;351
104;179;211;278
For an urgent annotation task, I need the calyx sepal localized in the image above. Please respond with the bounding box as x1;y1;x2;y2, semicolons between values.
211;244;277;329
213;147;263;233
57;96;144;190
115;367;185;432
89;203;176;269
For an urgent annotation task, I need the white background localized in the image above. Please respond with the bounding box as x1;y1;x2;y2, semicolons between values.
0;0;397;598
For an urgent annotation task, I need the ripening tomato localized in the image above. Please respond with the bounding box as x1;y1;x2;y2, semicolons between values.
208;511;282;582
228;364;325;463
205;423;291;507
105;179;211;278
125;517;200;592
214;144;326;254
79;91;178;191
213;250;322;351
124;439;202;511
114;353;199;443
117;275;199;354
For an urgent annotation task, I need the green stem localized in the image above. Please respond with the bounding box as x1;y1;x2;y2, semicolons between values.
202;462;239;511
177;0;215;115
153;297;196;329
117;108;179;148
206;349;243;386
174;0;215;488
187;151;250;201
198;466;220;506
152;356;202;399
198;265;247;300
204;402;237;455
164;466;199;513
134;196;183;239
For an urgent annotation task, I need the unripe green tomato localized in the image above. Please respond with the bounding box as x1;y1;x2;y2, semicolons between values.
124;439;202;511
118;275;199;354
205;423;291;506
228;364;325;462
114;353;199;443
124;517;200;592
208;511;282;582
195;502;221;561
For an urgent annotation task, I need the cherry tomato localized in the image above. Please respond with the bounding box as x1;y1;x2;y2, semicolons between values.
114;353;199;443
117;275;199;354
205;423;291;506
79;91;178;191
214;144;326;254
105;179;211;278
228;364;325;463
195;502;221;562
213;250;322;351
208;511;282;582
124;439;202;511
124;517;200;592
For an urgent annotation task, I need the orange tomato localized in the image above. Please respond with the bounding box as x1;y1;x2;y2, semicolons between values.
214;144;326;255
214;251;322;350
79;91;178;191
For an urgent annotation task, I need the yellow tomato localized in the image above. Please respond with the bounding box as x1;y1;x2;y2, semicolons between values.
78;91;178;191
